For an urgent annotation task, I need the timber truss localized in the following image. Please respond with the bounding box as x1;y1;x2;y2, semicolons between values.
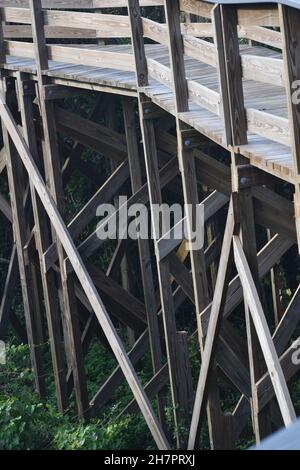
0;0;300;450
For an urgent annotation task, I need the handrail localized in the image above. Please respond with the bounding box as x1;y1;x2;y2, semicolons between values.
1;0;300;175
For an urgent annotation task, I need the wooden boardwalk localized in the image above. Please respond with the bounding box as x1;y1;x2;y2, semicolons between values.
3;41;295;180
0;0;300;451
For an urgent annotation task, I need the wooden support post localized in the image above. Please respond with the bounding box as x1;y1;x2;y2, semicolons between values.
279;5;300;253
30;0;89;419
233;235;297;428
233;155;273;443
16;72;68;412
128;0;190;448
0;75;46;398
0;91;170;451
138;97;191;449
122;96;167;429
188;200;234;450
212;4;232;146
0;245;19;340
164;0;227;449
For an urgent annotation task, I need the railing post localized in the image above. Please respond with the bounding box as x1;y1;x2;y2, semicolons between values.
215;4;247;147
279;5;300;253
0;8;5;67
279;5;300;176
127;0;148;87
164;0;188;114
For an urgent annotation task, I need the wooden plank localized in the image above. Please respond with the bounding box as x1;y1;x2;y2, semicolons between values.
16;73;68;412
183;35;217;67
273;283;300;356
3;24;98;39
0;193;12;222
56;106;128;163
5;41;136;72
157;190;228;260
138;94;188;448
233;235;296;428
246;109;290;147
3;8;132;38
188;199;234;450
95;0;164;7
179;0;212;18
122;96;166;425
237;5;279;27
1;1;94;7
241;54;284;87
0;245;19;339
238;180;272;442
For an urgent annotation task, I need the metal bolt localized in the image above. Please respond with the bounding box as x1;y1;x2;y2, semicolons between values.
240;176;249;186
184;139;191;147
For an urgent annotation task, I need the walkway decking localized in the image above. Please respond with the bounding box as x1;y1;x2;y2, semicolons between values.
3;43;293;181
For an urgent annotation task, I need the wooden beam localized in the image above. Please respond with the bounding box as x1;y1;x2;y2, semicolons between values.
220;4;247;146
122;96;166;426
16;72;69;412
188;199;234;450
30;0;90;419
0;245;19;340
1;75;46;397
0;89;170;451
233;235;296;428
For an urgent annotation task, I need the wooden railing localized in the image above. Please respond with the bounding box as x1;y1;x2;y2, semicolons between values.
1;0;300;176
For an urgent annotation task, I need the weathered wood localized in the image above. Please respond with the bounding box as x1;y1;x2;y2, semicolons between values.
1;75;46;397
16;72;69;412
164;0;226;449
220;4;247;145
127;0;148;87
233;235;296;428
188;199;234;450
122;96;166;426
0;89;170;450
30;0;90;419
237;167;272;443
0;245;19;340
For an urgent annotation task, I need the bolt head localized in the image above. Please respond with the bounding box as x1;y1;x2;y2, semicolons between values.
240;176;248;185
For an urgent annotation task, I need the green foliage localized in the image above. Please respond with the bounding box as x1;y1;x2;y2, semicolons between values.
0;341;156;450
53;416;151;450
